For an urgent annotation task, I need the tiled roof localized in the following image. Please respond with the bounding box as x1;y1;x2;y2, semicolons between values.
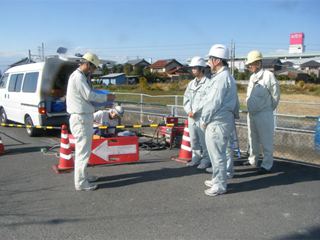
149;59;181;68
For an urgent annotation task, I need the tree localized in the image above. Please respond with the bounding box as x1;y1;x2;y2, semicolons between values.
237;72;244;80
133;65;143;77
101;64;109;75
244;68;251;80
111;65;117;73
117;65;124;73
123;63;133;75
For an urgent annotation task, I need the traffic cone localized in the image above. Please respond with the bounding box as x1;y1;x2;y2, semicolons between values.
0;136;9;155
68;134;75;150
52;125;74;174
171;120;192;163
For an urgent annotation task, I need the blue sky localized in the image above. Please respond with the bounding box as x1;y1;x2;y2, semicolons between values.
1;0;320;73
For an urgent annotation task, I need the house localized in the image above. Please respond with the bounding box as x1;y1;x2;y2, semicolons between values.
299;60;320;70
166;66;191;81
127;59;150;69
261;58;283;72
149;59;183;74
274;68;310;82
101;73;125;85
299;60;320;77
8;57;36;69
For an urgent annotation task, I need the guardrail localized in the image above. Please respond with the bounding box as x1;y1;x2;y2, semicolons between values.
113;92;320;164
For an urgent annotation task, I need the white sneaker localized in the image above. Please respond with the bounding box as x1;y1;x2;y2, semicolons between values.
227;173;234;179
206;167;213;173
204;180;213;188
76;183;97;191
87;175;99;182
186;160;199;167
197;163;210;169
204;187;227;197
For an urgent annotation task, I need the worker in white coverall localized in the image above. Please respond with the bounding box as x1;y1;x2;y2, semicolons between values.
243;50;280;174
206;99;240;179
201;44;238;197
66;53;115;191
183;57;211;169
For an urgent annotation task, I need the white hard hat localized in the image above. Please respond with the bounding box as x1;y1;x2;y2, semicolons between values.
82;53;100;69
207;44;229;60
113;106;124;117
189;56;206;67
246;50;263;65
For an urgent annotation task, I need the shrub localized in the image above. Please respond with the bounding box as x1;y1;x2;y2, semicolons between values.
281;75;289;80
276;75;282;80
139;77;148;88
298;80;305;88
152;84;162;91
168;82;180;91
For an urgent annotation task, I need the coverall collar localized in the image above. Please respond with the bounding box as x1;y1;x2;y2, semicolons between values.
252;68;265;83
211;66;228;79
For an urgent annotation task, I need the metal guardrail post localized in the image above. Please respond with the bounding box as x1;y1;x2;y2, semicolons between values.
175;95;178;116
140;94;143;114
118;102;121;125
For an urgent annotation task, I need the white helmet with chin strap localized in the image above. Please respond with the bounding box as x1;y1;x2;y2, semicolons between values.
207;44;229;60
189;56;206;67
81;53;100;69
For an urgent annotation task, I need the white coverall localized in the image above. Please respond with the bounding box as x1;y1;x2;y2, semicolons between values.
201;66;238;193
66;69;109;189
246;68;280;170
93;110;117;137
226;98;240;178
183;75;210;165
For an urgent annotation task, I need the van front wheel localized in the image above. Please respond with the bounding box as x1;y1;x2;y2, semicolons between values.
25;116;39;137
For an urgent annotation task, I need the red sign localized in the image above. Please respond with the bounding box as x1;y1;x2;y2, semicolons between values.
290;33;304;45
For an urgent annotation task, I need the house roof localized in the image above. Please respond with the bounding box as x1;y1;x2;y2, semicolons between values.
166;67;190;75
101;73;125;78
274;68;309;75
300;60;320;68
9;57;36;68
149;59;182;68
127;59;150;66
262;58;283;68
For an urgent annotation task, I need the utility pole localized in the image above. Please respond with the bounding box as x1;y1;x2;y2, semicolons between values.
231;40;235;77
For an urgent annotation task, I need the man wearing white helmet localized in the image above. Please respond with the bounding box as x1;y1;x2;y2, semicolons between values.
93;106;124;138
67;53;116;191
201;44;238;196
183;57;210;169
244;50;280;174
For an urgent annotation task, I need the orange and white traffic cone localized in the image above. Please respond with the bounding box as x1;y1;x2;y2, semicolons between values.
171;120;192;163
68;134;75;151
52;125;74;174
0;136;9;155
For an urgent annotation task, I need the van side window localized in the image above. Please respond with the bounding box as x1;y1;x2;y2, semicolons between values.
0;74;9;88
8;74;24;92
22;72;39;93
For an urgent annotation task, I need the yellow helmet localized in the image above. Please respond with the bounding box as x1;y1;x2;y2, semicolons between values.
246;50;263;64
82;53;100;69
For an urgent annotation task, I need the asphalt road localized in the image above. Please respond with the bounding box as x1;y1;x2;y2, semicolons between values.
0;126;320;239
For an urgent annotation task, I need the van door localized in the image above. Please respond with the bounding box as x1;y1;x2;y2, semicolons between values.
6;73;24;122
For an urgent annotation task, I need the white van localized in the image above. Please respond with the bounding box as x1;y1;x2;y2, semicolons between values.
0;55;80;136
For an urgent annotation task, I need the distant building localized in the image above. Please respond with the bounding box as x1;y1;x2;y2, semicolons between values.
101;73;125;85
289;32;305;54
149;59;182;73
8;57;36;69
126;59;150;69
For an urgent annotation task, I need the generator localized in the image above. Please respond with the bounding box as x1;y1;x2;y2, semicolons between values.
157;116;184;149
